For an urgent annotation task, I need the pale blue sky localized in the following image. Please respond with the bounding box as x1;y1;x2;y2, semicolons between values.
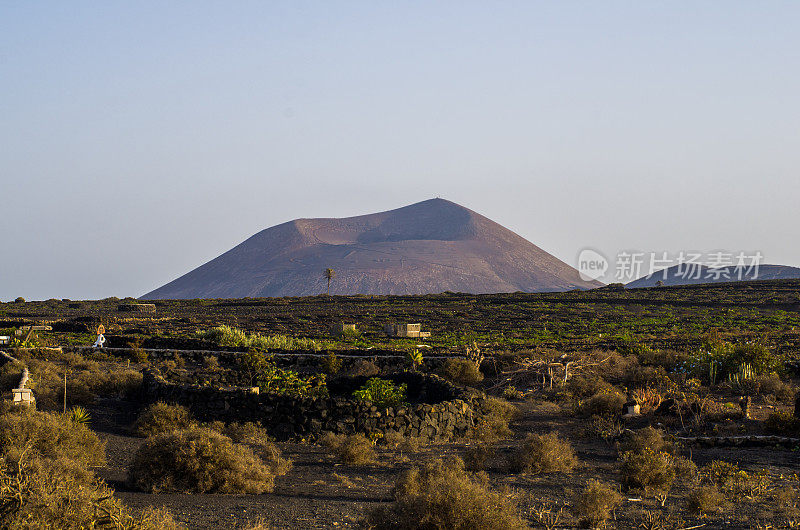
2;2;798;300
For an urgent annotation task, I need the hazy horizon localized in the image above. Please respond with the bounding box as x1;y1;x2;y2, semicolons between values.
3;2;799;300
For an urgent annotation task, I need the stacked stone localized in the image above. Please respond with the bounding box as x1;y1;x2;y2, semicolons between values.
142;369;477;442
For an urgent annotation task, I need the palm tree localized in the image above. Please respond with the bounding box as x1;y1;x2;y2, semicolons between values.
324;268;336;295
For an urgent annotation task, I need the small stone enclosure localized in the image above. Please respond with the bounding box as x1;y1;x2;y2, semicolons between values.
141;369;482;442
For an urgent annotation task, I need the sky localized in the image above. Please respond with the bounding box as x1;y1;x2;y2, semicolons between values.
1;1;799;300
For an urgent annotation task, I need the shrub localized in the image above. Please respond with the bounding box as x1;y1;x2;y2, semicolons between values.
216;422;292;476
502;386;525;400
202;355;220;371
754;373;795;402
765;410;800;435
198;325;322;351
463;444;494;471
0;453;184;529
320;433;376;465
0;359;25;390
363;457;528;530
468;396;517;441
581;391;626;417
618;426;674;456
700;460;743;490
567;374;615;398
240;350;327;397
633;510;685;530
730;343;779;375
128;428;282;493
0;409;105;469
620;449;675;494
321;351;343;374
383;431;422;454
509;432;577;474
344;359;380;378
133;402;196;437
581;414;623;441
437;358;484;386
353;378;408;408
699;460;769;497
572;479;623;528
14;297;24;303
130;343;149;364
687;485;725;514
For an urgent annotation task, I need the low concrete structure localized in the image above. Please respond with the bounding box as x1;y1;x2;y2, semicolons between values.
385;323;431;338
14;325;52;336
622;400;640;417
330;322;357;336
0;336;9;346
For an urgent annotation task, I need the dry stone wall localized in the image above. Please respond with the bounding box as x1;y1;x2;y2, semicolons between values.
141;369;481;442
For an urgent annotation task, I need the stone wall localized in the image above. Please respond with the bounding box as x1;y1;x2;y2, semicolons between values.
141;369;481;442
86;346;460;374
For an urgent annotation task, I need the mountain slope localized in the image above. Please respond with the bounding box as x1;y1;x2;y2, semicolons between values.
626;264;800;288
142;198;600;299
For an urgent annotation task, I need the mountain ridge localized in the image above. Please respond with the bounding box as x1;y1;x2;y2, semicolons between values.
142;198;601;299
626;263;800;288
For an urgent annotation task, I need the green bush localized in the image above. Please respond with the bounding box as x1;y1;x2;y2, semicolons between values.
620;449;675;494
198;325;322;351
572;479;622;528
320;433;376;465
134;402;196;437
723;343;779;376
363;457;528;530
128;428;283;493
240;350;327;397
437;358;484;386
509;432;577;474
353;378;408;408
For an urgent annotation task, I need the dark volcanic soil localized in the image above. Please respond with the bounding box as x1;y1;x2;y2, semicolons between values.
89;398;800;529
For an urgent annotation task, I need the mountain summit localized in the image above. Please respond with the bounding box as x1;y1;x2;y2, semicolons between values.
142;198;600;299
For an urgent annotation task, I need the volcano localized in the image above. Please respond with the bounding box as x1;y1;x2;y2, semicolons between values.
141;198;600;299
